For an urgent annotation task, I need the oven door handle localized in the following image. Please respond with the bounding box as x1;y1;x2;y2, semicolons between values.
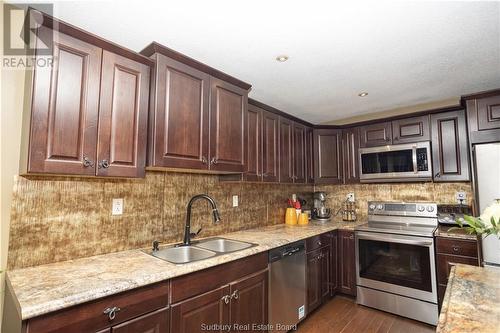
412;145;418;174
357;233;433;247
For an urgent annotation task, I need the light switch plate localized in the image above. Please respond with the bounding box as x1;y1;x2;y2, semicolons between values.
112;198;124;215
232;195;239;207
456;192;467;204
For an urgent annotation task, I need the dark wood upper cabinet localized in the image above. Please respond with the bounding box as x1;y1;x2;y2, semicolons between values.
431;110;470;181
359;122;392;147
111;307;169;333
96;51;150;178
21;14;153;178
261;111;279;182
293;123;307;183
306;128;315;184
313;129;342;184
338;230;356;296
171;285;230;333
279;117;294;183
209;78;247;172
392;115;430;144
25;28;102;176
341;128;359;184
148;54;210;169
245;104;262;181
229;270;268;332
465;91;500;144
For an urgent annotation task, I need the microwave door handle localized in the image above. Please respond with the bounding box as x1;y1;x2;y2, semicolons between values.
412;145;418;173
358;234;433;247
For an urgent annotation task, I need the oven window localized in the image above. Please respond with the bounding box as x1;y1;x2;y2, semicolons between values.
358;239;432;292
361;150;413;174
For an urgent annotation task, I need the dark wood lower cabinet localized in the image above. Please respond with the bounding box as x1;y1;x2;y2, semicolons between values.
306;245;331;314
435;236;480;310
329;231;338;296
111;307;169;333
230;270;268;333
338;230;356;296
171;285;230;333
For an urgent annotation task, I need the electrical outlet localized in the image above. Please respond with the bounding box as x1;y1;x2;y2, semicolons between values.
112;198;124;215
232;195;239;207
456;192;467;204
347;193;355;202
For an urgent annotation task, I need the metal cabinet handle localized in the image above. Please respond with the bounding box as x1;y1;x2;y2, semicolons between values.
98;159;109;169
221;295;231;304
435;172;441;178
262;173;268;177
452;245;460;252
211;157;218;165
317;240;322;246
103;306;121;321
230;290;239;300
349;235;354;240
201;156;208;164
83;156;94;168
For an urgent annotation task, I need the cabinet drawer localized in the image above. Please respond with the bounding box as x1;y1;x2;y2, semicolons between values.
306;233;332;252
436;237;478;257
436;254;479;284
27;282;169;333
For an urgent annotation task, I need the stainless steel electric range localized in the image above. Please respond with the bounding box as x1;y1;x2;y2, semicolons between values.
354;201;439;325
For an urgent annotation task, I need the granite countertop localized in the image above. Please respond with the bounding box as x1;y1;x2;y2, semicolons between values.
437;264;500;333
434;225;479;240
7;219;364;321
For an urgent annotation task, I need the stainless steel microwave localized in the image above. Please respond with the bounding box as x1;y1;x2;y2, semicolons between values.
359;142;432;182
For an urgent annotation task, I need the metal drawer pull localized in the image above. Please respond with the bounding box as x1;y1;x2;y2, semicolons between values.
452;245;460;252
201;156;208;164
211;157;218;165
231;290;239;300
98;159;109;169
83;156;94;168
103;306;121;321
222;295;231;304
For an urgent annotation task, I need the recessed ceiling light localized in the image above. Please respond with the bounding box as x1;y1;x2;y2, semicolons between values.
358;92;369;97
276;55;289;62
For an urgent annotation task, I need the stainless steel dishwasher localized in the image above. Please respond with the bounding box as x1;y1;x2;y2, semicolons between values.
268;240;306;333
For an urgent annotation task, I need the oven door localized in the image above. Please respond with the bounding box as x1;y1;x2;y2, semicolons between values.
355;231;437;303
359;142;432;182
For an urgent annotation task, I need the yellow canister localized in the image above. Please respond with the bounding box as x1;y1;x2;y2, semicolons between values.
298;212;309;225
285;208;298;225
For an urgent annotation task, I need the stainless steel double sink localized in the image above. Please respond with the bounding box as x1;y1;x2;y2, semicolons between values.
149;238;257;264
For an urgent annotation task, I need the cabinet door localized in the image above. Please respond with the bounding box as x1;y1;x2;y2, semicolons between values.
112;307;169;333
329;231;338;296
320;246;331;302
230;270;268;333
97;50;150;178
342;128;359;184
150;54;210;169
279;117;294;183
210;78;247;172
313;129;342;184
293;123;307;183
466;94;500;144
359;122;392;147
338;230;356;296
306;127;315;184
431;110;470;181
27;27;102;175
245;104;262;181
171;285;230;333
262;111;279;182
392;115;430;144
306;249;322;313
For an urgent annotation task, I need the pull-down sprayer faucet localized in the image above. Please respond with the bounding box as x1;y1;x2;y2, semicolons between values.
182;194;221;246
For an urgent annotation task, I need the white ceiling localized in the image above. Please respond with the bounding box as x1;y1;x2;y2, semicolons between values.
41;1;500;123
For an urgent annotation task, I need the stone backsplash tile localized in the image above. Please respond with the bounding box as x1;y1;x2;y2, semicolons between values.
7;172;472;269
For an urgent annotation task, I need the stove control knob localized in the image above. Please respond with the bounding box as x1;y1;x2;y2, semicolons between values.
369;204;376;210
376;204;383;210
417;205;425;212
426;206;435;212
